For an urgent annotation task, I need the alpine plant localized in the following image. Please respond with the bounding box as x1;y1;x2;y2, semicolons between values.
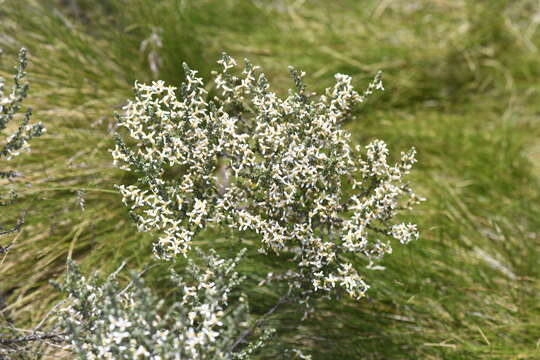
112;54;422;301
0;48;47;357
0;48;44;165
0;47;44;252
57;249;272;360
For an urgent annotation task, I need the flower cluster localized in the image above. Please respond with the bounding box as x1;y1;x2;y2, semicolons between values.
58;249;270;359
112;54;421;300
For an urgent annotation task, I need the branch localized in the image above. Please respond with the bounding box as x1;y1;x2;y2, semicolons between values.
0;331;65;347
0;171;21;180
366;223;390;236
229;288;291;354
0;215;25;237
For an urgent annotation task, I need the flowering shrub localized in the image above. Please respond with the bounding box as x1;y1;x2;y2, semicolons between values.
0;48;44;233
112;54;422;301
57;249;273;359
0;48;47;357
0;48;44;165
0;47;44;256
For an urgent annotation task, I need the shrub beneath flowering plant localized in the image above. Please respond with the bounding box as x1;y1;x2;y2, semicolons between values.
57;249;273;360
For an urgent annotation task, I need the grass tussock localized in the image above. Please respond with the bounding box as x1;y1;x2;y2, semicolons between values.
1;0;539;358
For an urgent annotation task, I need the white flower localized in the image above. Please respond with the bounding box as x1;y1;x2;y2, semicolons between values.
391;223;419;244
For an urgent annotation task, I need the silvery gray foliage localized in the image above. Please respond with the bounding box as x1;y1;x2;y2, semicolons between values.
112;54;422;301
0;47;44;248
0;47;44;255
0;48;49;358
58;249;273;359
0;48;44;165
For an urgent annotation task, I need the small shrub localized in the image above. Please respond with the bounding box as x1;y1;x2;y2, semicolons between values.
0;48;46;358
112;54;421;303
57;249;273;359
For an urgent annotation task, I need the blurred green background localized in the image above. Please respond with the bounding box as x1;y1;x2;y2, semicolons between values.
1;0;539;358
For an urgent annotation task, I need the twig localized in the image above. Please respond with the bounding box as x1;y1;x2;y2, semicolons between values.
0;214;25;237
229;288;291;353
33;300;67;333
0;332;65;346
117;263;160;297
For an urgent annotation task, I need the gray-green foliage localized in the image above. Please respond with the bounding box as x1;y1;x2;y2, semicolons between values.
0;47;44;246
0;48;46;359
0;48;44;165
57;249;273;359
